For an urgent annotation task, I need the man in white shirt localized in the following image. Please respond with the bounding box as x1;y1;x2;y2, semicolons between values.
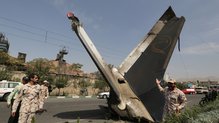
7;76;29;123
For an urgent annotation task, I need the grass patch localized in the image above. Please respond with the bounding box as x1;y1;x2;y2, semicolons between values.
164;97;219;123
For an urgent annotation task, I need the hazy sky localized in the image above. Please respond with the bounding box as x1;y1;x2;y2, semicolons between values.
0;0;219;81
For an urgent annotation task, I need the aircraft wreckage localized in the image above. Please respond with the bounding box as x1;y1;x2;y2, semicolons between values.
67;6;185;122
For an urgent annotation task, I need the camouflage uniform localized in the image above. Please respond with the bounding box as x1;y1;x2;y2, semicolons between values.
157;85;187;116
12;83;44;123
40;85;49;101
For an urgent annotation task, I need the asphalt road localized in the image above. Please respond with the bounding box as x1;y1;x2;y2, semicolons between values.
0;94;204;123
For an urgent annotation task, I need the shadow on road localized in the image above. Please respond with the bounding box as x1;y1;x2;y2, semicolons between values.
53;105;109;120
53;105;143;123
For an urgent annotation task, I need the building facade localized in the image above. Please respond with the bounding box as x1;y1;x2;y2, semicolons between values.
0;33;9;53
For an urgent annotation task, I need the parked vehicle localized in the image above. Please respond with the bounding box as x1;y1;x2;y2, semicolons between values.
199;91;218;106
0;80;21;101
97;92;110;99
209;85;219;92
181;88;196;94
195;87;209;94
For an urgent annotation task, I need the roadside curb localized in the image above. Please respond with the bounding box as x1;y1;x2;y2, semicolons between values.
56;96;66;99
51;96;97;99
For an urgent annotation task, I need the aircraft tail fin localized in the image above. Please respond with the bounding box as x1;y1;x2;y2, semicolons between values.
118;6;185;121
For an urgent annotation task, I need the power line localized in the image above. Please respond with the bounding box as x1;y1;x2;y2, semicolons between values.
4;31;60;47
0;22;75;45
0;23;44;37
0;16;133;60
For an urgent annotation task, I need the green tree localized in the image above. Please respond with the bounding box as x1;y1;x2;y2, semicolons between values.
55;77;68;96
69;63;83;71
94;80;108;91
162;81;188;90
93;71;105;80
0;51;25;71
175;82;188;90
0;69;12;81
78;78;91;96
93;71;109;91
78;78;91;88
0;51;9;64
26;58;54;82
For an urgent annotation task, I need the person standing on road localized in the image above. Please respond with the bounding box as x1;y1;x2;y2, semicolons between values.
7;76;29;123
41;80;49;101
12;73;45;123
155;79;187;118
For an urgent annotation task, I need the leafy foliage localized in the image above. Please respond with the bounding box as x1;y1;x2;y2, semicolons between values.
0;51;10;64
0;51;25;71
78;78;91;88
175;82;188;90
91;64;114;91
162;81;188;90
55;77;68;89
94;80;108;91
0;69;12;81
55;77;68;96
26;58;54;82
164;97;219;123
93;71;109;91
69;63;83;71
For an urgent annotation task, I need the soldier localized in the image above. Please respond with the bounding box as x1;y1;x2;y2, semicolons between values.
155;79;187;118
12;73;45;123
7;76;29;123
41;80;49;100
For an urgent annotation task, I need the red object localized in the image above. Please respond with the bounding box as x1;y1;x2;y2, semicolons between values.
67;12;74;18
181;88;196;94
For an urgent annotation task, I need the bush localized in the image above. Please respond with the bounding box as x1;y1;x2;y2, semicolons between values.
164;97;219;123
0;69;11;80
189;110;219;123
55;77;68;96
